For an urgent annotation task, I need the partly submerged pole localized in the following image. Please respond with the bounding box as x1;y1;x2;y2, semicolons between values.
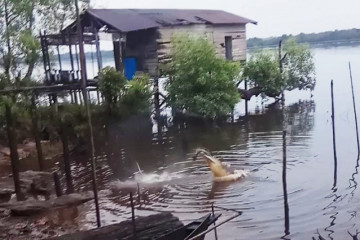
130;192;136;239
75;0;101;227
331;80;338;188
349;62;360;153
279;40;290;236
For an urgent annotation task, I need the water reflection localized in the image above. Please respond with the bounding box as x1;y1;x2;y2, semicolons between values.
48;100;318;239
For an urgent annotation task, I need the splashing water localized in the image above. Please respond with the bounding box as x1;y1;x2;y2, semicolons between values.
213;169;249;182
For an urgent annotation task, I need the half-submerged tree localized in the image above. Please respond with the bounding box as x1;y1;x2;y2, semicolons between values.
240;38;316;100
165;34;241;119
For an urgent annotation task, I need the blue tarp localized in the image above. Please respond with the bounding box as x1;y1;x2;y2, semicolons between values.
124;58;137;80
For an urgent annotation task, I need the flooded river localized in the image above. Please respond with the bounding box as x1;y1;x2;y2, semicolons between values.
12;45;360;239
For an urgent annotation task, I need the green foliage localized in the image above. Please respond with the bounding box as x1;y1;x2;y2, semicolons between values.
98;66;126;106
0;0;89;83
282;39;316;91
165;34;241;119
243;50;283;94
122;73;150;114
243;38;316;98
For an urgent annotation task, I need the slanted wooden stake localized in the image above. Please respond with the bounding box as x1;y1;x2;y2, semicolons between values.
349;62;360;153
331;80;338;188
31;95;44;171
5;102;25;201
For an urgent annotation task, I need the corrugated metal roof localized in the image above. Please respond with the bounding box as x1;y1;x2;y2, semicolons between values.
87;9;257;32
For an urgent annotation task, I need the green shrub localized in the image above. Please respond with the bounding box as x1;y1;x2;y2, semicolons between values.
165;34;241;119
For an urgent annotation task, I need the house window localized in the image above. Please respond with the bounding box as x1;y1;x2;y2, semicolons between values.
225;36;233;60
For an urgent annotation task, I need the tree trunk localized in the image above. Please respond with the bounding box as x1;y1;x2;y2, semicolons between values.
5;103;25;201
238;87;262;101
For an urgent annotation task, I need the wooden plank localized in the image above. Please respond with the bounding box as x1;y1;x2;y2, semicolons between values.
47;213;183;240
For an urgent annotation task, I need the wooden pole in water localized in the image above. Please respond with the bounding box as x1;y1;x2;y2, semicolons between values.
75;0;101;228
349;62;360;153
331;80;338;188
5;102;25;201
279;40;290;235
130;192;136;238
244;79;248;116
154;77;161;121
211;203;219;240
53;171;63;197
31;95;44;171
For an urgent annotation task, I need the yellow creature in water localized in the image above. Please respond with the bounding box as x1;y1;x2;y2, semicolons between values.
193;148;248;181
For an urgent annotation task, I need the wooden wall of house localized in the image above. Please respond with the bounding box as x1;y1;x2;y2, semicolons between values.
157;24;247;64
125;29;158;77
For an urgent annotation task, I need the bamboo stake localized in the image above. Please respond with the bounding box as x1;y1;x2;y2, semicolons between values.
279;40;290;236
53;171;63;197
75;0;100;227
212;203;219;240
349;62;360;153
130;192;136;238
331;80;338;188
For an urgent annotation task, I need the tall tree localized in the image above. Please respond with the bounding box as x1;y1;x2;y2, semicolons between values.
0;0;89;84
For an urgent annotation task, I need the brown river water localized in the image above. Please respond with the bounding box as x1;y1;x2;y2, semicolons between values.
4;45;360;240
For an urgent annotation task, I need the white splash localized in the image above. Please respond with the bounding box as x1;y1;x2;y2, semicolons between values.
110;171;185;191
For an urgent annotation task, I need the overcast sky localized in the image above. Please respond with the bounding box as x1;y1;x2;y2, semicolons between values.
92;0;359;38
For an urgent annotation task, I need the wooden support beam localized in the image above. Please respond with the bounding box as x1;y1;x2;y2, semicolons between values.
75;0;87;87
5;103;25;201
153;77;161;121
113;40;122;72
31;95;45;171
53;171;63;197
59;113;74;194
94;28;103;71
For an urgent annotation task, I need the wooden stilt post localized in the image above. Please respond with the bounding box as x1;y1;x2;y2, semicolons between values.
79;90;83;105
244;80;248;116
56;45;62;71
94;28;103;71
154;77;160;121
59;116;74;194
74;90;78;104
31;95;45;171
53;171;63;197
331;80;337;188
5;102;25;201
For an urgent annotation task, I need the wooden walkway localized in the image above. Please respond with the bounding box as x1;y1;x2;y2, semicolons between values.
47;212;184;240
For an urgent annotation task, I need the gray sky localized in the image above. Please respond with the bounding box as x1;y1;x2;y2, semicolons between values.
92;0;359;38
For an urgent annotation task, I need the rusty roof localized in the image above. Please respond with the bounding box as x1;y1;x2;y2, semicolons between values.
86;9;257;32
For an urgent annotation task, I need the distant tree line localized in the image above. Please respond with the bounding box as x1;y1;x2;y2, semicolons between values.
248;28;360;48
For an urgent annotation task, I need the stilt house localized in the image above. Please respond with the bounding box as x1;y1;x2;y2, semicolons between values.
41;9;256;84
